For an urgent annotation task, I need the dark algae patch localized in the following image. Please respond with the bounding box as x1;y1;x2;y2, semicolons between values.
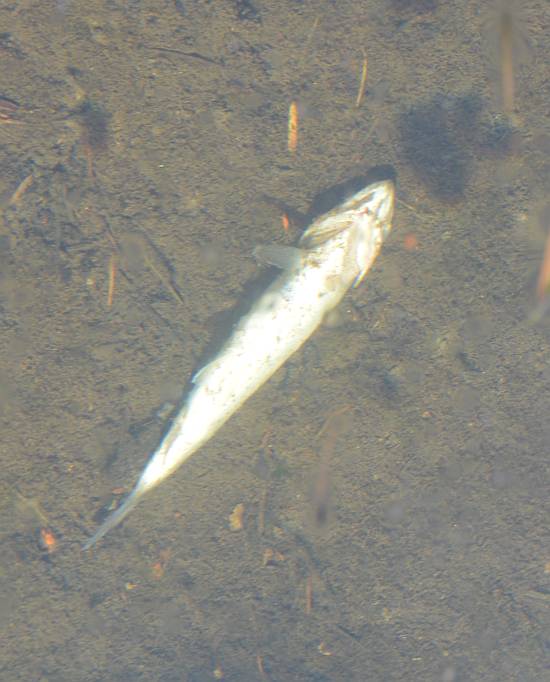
399;93;483;202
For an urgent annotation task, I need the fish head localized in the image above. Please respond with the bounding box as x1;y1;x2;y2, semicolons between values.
354;179;395;237
300;179;395;245
298;178;395;286
349;179;395;286
346;177;394;222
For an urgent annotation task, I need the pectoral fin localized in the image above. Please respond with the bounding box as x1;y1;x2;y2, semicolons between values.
253;244;306;271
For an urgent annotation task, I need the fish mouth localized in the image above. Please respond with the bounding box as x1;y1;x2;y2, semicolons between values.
351;179;395;244
353;179;395;225
375;180;395;221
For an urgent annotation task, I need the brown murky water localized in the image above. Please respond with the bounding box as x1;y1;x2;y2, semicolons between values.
1;1;549;680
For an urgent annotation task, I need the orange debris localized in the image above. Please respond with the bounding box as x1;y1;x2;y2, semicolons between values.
403;233;419;251
281;212;290;234
151;548;171;579
288;101;298;153
39;528;57;553
536;231;550;301
229;503;245;531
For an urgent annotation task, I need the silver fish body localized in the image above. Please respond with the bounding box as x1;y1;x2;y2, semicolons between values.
83;179;395;549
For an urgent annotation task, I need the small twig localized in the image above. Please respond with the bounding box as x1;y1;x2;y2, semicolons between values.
355;52;368;108
8;174;33;206
107;254;117;308
144;45;221;65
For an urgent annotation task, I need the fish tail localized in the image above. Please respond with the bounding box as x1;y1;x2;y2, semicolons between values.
82;488;142;550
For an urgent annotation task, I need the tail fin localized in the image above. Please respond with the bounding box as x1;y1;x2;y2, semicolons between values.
82;488;142;550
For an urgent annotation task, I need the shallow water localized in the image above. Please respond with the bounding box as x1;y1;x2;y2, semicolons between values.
1;1;549;680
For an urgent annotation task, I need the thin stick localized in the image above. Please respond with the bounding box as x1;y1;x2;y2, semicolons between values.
8;174;33;205
107;254;117;308
305;575;313;614
498;9;515;114
355;52;368;108
536;231;550;301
